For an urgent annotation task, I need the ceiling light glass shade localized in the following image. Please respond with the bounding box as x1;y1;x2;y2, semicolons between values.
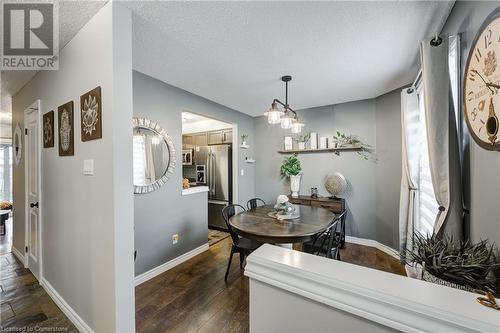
280;113;296;129
290;121;304;134
264;103;283;125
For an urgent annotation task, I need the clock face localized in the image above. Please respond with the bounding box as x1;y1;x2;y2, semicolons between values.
464;10;500;151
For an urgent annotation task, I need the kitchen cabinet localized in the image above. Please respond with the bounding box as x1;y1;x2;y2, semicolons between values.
183;134;194;147
208;130;223;145
193;133;208;146
222;129;232;143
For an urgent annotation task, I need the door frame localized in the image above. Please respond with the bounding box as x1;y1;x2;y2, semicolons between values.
23;100;43;280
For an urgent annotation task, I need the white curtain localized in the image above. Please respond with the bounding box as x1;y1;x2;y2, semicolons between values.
420;37;462;239
399;90;420;261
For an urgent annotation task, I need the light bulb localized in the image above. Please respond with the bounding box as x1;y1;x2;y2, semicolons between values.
264;102;283;125
280;115;295;129
291;121;304;134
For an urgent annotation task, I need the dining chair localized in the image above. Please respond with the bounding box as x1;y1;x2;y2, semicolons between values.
222;204;262;281
246;198;266;210
302;210;346;260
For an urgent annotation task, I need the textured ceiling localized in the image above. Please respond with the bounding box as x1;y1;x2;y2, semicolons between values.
0;1;107;124
127;1;454;116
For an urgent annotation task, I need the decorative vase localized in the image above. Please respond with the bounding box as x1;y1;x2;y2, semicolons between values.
290;174;301;197
298;142;306;150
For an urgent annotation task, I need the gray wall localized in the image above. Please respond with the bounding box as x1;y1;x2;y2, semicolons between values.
255;100;379;242
375;89;403;249
11;3;135;331
133;71;256;276
441;1;500;246
255;90;403;249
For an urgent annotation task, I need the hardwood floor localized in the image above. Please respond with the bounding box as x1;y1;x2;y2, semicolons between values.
1;236;404;332
135;238;405;332
0;252;77;332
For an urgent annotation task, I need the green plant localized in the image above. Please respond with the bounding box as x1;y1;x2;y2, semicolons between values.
293;133;310;143
280;154;302;177
408;232;499;292
333;131;375;160
241;134;248;141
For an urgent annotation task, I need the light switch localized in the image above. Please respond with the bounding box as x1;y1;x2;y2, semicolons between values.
83;159;94;176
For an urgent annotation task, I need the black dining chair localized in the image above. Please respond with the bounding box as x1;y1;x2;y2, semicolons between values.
222;204;262;281
302;210;346;260
246;198;266;210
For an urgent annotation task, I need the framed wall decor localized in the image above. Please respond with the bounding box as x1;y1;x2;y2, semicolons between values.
58;101;74;156
80;86;102;141
43;110;54;148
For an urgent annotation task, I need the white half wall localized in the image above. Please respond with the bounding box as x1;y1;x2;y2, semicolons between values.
11;2;134;331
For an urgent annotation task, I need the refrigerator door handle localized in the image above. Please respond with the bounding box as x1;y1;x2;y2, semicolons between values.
212;153;216;196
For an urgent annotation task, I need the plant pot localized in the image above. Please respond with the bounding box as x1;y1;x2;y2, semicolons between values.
421;270;475;292
298;142;306;150
290;174;301;198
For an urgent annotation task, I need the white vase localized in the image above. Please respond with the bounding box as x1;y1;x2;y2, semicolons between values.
290;174;301;197
298;142;306;150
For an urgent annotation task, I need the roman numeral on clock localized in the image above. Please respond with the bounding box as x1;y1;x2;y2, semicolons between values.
469;69;477;81
474;48;482;62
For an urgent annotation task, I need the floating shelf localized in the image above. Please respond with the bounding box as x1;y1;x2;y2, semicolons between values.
245;159;256;163
278;146;362;154
240;144;250;149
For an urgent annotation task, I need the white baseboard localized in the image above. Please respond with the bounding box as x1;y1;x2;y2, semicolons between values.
41;278;94;333
135;243;209;286
345;236;399;260
11;246;26;266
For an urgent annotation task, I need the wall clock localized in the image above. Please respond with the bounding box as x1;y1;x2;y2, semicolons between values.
464;8;500;151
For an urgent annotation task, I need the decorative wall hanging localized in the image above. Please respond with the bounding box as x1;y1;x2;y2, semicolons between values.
13;124;23;165
58;101;74;156
80;86;102;141
132;117;177;194
43;111;54;148
463;7;500;151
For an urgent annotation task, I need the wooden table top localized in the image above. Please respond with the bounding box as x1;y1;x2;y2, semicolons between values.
229;205;335;243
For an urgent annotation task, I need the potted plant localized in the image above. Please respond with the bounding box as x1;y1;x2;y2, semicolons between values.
332;131;375;160
407;232;499;293
280;154;302;197
241;134;249;146
294;133;310;150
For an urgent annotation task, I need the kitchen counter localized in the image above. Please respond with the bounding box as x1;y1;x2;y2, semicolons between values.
182;185;209;196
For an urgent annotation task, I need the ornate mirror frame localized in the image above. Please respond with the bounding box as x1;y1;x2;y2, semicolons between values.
133;117;177;194
13;124;23;166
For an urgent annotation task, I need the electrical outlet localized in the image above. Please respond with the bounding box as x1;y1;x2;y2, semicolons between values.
172;234;179;245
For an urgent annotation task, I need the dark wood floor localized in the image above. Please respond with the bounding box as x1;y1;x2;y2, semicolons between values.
135;237;405;333
0;252;77;331
1;233;405;332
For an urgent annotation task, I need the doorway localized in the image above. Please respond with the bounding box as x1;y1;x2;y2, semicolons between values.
181;111;237;246
24;101;42;280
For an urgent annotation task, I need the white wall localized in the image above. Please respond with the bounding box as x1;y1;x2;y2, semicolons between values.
12;3;134;331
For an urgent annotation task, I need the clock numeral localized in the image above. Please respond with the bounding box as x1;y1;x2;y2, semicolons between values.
468;69;477;81
467;91;475;102
471;107;478;121
474;48;482;62
484;29;492;49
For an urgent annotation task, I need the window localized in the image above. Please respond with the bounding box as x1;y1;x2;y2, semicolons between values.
0;145;12;202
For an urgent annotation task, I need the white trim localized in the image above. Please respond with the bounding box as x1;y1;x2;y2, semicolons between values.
182;186;209;196
246;244;499;333
135;243;209;286
12;246;26;265
345;236;399;260
41;278;94;333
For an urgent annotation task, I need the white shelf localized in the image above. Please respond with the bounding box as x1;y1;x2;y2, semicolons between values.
240;144;250;149
245;159;255;164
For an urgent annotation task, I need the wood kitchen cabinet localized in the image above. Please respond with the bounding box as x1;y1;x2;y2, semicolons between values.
183;134;194;148
193;132;208;146
222;129;232;143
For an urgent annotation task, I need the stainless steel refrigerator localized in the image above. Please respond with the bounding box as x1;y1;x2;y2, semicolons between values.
194;145;232;230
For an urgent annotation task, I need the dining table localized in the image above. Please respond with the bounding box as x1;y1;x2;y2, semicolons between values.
228;204;336;244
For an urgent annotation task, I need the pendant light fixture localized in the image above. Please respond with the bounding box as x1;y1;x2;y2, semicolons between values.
264;75;304;133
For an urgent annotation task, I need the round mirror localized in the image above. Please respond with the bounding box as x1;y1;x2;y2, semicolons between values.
133;117;176;194
13;124;23;166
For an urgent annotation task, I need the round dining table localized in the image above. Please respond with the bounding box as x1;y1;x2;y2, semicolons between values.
229;204;336;244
